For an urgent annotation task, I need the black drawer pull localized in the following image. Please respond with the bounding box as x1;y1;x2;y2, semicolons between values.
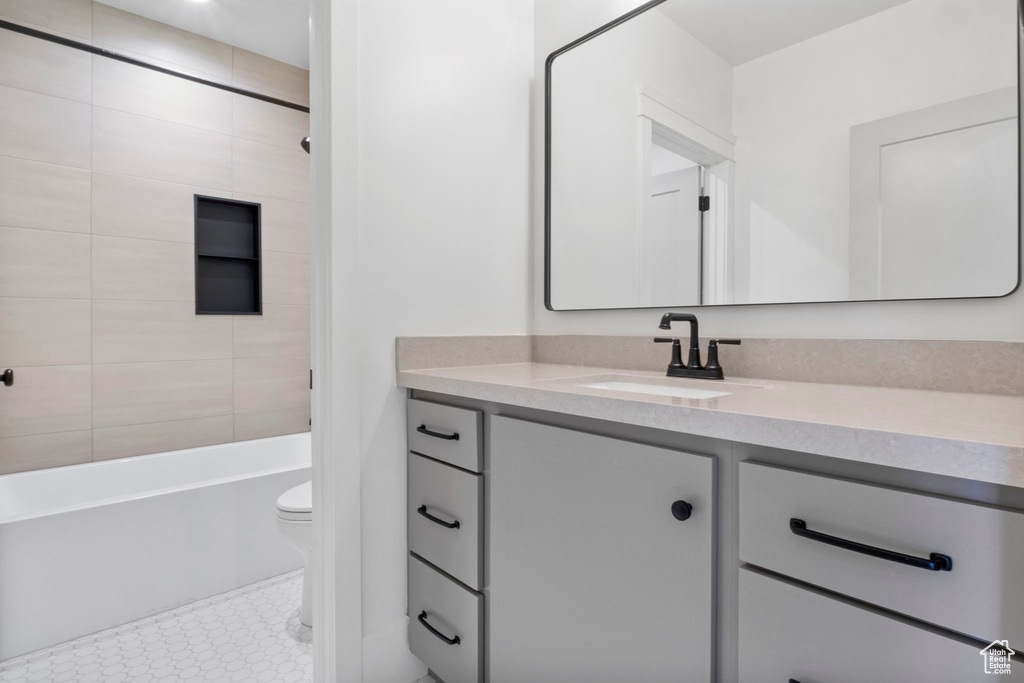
417;424;459;441
417;505;460;529
790;518;952;571
418;611;460;645
2;369;12;387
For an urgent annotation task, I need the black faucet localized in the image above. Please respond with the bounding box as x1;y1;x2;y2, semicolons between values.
655;313;741;380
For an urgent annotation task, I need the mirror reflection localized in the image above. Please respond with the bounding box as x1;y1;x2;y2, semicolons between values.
546;0;1021;310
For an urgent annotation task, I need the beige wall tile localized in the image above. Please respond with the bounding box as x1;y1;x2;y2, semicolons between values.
92;236;193;302
232;138;310;204
0;298;90;367
0;85;90;168
233;193;309;254
232;48;310;106
0;365;91;438
0;30;91;102
92;4;232;81
0;431;92;475
232;95;310;150
234;408;309;442
0;0;92;41
93;58;232;134
233;304;309;358
93;107;232;189
0;227;90;298
92;172;221;242
233;356;310;414
93;415;233;461
0;157;90;233
93;300;232;363
262;250;310;305
93;359;233;428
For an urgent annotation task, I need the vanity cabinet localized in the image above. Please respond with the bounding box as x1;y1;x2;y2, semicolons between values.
405;391;1024;682
487;416;715;683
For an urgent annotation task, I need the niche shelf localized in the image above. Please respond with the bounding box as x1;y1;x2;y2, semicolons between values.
194;195;262;315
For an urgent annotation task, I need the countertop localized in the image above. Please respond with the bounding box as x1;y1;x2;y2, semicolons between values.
397;362;1024;489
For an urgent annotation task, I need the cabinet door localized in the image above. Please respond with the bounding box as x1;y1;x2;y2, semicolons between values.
488;416;714;683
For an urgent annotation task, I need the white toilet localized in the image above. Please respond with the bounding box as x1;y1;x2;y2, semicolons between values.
276;481;313;627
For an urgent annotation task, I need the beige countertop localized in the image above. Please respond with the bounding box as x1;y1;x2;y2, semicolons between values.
397;362;1024;489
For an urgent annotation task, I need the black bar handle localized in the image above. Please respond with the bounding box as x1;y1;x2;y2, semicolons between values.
1;369;12;387
418;611;460;645
417;424;459;441
790;518;952;571
417;505;460;529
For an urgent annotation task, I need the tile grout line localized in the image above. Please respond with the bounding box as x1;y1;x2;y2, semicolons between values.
230;87;237;443
89;44;95;464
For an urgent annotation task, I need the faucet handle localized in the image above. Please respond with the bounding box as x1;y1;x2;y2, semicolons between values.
704;338;741;375
653;338;685;369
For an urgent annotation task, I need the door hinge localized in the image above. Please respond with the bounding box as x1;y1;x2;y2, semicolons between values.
698;195;710;212
310;369;312;390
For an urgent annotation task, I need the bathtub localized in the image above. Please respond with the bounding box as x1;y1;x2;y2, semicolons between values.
0;432;311;661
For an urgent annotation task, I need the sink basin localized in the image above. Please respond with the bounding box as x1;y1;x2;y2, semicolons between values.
557;374;766;401
577;380;735;400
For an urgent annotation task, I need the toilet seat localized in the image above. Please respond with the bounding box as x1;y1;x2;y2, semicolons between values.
276;481;312;522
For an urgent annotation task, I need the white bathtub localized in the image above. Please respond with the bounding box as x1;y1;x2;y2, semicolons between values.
0;433;311;661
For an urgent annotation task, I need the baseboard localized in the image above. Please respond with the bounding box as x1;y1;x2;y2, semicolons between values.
362;616;427;683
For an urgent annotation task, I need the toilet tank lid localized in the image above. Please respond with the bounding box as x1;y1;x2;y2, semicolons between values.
277;481;312;513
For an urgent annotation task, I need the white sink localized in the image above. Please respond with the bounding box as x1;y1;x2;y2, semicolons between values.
577;380;735;400
554;374;767;401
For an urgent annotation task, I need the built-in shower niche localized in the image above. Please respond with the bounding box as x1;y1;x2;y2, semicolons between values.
194;195;262;315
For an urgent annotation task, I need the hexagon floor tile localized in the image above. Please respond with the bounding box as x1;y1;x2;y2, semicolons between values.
0;570;311;683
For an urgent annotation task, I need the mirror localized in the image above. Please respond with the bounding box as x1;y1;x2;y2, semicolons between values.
545;0;1021;310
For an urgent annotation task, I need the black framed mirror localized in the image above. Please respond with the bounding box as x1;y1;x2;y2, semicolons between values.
545;0;1022;310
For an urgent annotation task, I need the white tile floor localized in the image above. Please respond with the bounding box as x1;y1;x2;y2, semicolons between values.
0;570;312;683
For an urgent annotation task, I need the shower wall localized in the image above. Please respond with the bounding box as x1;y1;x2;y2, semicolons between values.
0;0;311;474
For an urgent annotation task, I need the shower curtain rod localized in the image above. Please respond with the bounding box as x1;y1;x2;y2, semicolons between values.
0;19;311;114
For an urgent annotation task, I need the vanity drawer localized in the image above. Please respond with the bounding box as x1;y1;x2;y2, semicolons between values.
738;568;1004;682
408;452;483;589
739;461;1024;644
409;554;483;683
408;399;482;472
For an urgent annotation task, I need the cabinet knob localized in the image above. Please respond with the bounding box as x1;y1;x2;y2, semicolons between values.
671;500;693;521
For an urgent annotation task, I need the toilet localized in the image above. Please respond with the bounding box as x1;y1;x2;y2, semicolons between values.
276;481;313;627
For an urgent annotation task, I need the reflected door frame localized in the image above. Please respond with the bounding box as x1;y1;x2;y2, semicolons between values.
636;84;737;304
848;87;1019;300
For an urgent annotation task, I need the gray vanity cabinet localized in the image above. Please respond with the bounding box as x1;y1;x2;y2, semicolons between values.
488;416;715;683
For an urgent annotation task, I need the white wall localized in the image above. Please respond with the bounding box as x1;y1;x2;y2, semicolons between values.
549;9;732;309
345;0;533;679
732;0;1017;303
533;0;1024;342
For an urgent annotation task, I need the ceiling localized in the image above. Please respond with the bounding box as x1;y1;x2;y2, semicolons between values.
95;0;310;69
657;0;914;66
